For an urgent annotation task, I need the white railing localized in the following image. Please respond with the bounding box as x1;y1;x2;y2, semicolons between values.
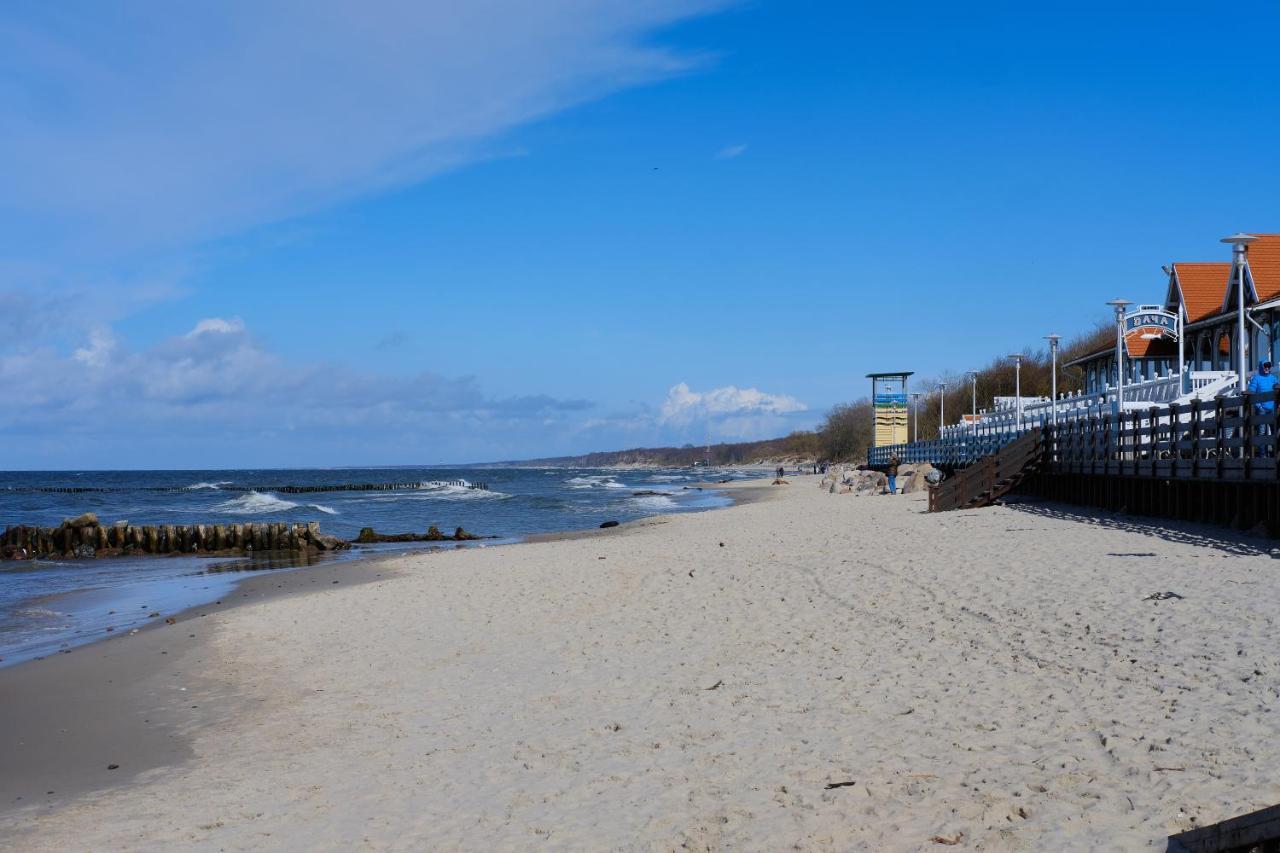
941;370;1241;440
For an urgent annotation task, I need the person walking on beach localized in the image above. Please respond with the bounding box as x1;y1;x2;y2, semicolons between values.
886;454;900;495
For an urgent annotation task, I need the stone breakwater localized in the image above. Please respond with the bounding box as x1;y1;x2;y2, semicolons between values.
0;514;347;560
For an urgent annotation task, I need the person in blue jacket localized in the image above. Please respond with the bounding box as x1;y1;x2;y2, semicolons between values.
1248;360;1277;453
1248;360;1277;411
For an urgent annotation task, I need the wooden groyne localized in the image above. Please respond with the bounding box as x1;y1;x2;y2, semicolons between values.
2;480;488;495
0;518;348;560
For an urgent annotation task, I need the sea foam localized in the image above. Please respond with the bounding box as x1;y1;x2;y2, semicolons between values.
214;492;300;514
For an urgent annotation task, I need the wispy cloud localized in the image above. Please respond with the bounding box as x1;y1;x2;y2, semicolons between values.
0;1;738;465
0;316;594;465
714;143;748;159
0;0;731;257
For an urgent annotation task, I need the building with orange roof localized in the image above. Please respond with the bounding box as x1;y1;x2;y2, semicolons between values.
1063;233;1280;398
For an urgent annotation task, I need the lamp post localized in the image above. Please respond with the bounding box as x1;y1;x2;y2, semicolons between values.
967;370;978;434
1221;233;1258;393
910;392;921;443
1106;298;1132;409
938;383;947;438
1044;334;1061;431
1008;354;1024;430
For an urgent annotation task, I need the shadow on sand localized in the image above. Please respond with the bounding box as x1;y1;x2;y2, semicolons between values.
1000;496;1279;558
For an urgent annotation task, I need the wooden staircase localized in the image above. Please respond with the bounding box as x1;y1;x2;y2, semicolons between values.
928;428;1045;512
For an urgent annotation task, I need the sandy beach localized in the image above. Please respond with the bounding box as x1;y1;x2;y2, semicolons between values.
3;477;1280;850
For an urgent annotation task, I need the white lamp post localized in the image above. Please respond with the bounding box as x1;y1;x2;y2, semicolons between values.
1008;354;1024;430
1221;233;1258;393
910;392;921;443
1106;298;1132;409
967;370;978;434
938;383;947;438
1045;334;1061;430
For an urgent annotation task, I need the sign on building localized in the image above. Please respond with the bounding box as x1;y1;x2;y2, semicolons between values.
1123;305;1180;354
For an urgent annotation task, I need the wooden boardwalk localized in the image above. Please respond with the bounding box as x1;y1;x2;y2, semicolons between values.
890;387;1280;532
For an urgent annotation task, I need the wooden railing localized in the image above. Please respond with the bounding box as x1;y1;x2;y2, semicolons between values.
875;386;1280;483
1051;387;1280;481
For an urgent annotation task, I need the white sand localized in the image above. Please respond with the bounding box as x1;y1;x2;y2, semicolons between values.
6;477;1280;850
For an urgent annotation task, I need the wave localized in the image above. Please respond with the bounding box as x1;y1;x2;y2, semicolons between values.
15;607;65;619
213;492;299;515
187;481;233;490
420;483;509;500
310;503;339;515
565;475;628;490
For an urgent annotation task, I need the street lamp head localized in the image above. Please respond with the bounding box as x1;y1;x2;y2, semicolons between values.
1106;298;1131;320
1221;233;1258;247
1007;353;1023;363
1044;333;1061;344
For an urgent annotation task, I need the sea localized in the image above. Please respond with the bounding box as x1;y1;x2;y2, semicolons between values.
0;466;753;667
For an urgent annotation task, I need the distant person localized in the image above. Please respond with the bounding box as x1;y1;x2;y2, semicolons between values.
886;454;900;495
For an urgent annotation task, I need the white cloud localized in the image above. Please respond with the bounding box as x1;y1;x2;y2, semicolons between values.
186;317;246;338
0;317;593;465
0;0;730;255
574;382;810;449
660;381;805;425
72;328;117;367
714;143;748;159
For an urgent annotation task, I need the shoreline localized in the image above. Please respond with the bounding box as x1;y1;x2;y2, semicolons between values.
0;475;744;668
0;481;758;813
7;475;1276;848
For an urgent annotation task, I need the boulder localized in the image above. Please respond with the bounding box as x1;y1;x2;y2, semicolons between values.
853;471;887;495
600;520;620;529
63;512;99;528
313;534;348;551
899;463;937;494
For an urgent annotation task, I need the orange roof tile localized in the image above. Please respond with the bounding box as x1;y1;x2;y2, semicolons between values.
1247;234;1280;303
1124;333;1178;359
1172;262;1230;323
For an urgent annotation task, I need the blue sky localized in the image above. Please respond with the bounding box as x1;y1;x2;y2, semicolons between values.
2;0;1279;468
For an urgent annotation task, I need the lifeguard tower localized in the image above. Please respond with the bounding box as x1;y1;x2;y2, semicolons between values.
866;372;913;451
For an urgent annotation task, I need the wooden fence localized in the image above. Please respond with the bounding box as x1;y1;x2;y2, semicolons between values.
1052;389;1280;481
874;386;1280;482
